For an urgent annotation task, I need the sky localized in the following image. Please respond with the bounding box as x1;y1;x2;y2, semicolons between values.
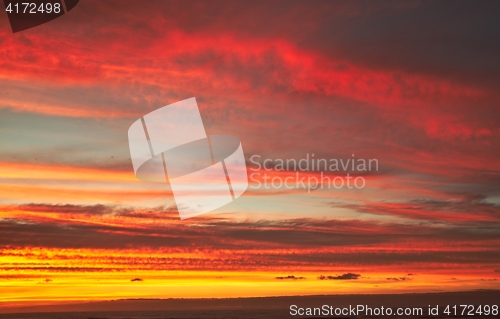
0;0;499;308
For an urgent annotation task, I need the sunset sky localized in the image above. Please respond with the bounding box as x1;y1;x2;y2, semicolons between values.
1;0;499;308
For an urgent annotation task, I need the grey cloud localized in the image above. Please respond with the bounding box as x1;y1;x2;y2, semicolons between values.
275;275;305;280
318;273;360;280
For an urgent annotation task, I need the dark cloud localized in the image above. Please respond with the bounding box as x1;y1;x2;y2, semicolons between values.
39;0;500;92
275;275;305;280
318;273;360;280
130;278;143;282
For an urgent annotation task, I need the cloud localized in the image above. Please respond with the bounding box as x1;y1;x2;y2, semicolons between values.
36;278;53;284
332;196;500;224
130;278;143;282
12;203;115;215
1;203;500;272
1;1;498;199
386;277;411;281
318;273;360;280
275;275;305;280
